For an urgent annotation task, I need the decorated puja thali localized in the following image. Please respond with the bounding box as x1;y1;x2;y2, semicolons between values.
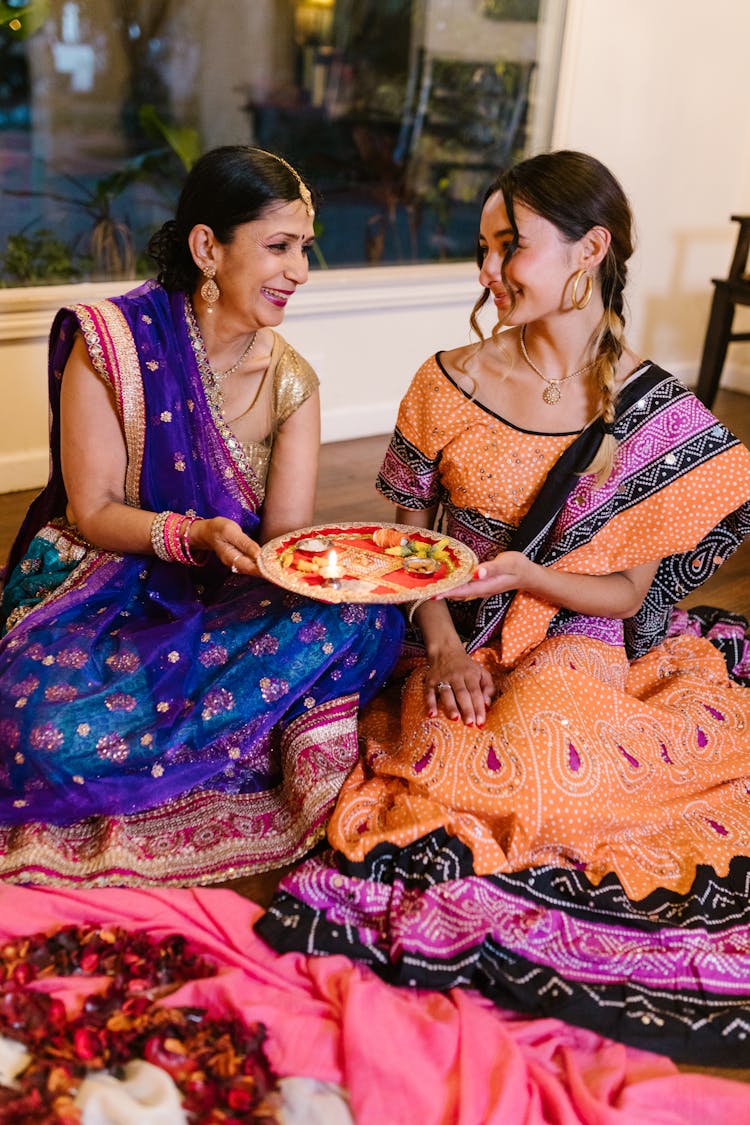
258;521;478;604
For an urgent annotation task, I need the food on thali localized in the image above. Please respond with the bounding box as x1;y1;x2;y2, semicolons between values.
402;555;441;576
258;523;477;604
383;534;452;565
281;531;455;579
372;527;407;549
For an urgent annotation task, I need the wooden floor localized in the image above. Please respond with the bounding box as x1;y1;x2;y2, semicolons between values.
2;391;750;1085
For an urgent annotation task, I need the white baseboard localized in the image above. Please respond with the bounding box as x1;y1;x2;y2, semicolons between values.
320;402;396;444
711;364;750;395
0;450;48;494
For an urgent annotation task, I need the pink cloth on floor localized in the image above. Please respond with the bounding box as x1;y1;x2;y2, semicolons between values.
1;885;747;1125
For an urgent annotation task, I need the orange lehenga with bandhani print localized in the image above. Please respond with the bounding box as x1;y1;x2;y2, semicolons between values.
257;354;750;1066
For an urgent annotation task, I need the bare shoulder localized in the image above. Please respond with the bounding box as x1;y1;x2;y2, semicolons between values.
441;328;519;382
439;342;474;375
441;338;494;377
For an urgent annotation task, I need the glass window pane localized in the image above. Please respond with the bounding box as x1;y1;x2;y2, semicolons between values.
0;0;565;285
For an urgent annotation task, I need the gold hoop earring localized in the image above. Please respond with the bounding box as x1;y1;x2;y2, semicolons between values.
200;267;220;312
571;269;593;310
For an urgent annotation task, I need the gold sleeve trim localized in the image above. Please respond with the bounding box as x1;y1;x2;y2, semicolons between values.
273;342;319;430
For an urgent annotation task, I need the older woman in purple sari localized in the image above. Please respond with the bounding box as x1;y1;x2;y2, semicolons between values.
0;146;403;886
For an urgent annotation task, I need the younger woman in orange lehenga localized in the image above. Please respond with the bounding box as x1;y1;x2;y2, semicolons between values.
257;151;750;1066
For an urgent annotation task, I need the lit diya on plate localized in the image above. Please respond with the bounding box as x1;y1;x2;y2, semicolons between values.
257;522;477;604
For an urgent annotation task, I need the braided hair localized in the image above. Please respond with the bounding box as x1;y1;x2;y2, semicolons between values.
147;145;316;293
471;150;634;482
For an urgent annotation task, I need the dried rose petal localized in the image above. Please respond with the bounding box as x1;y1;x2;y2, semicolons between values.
227;1086;255;1112
127;977;151;993
47;997;68;1032
11;961;36;986
0;924;278;1121
79;951;100;974
72;1025;106;1062
144;1035;197;1079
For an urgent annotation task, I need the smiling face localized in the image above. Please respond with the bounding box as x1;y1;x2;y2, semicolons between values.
196;198;316;330
478;190;582;326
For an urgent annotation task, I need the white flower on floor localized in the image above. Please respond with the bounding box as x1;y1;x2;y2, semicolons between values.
0;1035;32;1085
75;1059;187;1125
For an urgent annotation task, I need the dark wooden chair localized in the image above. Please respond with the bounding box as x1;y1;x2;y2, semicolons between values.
695;215;750;407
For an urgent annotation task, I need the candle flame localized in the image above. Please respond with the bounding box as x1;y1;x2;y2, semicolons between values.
321;549;342;582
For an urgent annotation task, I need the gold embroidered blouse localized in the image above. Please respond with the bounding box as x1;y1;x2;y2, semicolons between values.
235;333;319;501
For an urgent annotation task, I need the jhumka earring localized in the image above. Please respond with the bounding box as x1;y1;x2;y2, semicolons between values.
571;268;593;310
200;267;220;312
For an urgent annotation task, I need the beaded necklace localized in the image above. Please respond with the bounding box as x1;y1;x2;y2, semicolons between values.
215;330;257;381
184;297;259;485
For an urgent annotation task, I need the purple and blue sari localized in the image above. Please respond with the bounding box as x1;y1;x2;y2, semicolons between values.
0;281;403;885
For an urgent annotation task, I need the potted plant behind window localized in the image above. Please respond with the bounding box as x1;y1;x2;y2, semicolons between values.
1;107;199;286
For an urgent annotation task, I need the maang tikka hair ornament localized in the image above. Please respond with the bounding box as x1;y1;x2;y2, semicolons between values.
258;149;314;218
200;266;220;311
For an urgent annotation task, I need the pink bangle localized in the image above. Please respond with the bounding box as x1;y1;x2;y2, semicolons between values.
163;511;186;563
179;515;207;567
150;510;207;565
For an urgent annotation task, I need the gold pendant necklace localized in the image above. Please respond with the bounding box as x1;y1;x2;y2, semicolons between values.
520;325;596;405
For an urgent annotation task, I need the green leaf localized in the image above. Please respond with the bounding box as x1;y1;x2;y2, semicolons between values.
138;105;201;171
1;228;80;285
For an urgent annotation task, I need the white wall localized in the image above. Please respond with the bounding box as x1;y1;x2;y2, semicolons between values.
553;0;750;384
2;0;750;493
282;262;478;442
